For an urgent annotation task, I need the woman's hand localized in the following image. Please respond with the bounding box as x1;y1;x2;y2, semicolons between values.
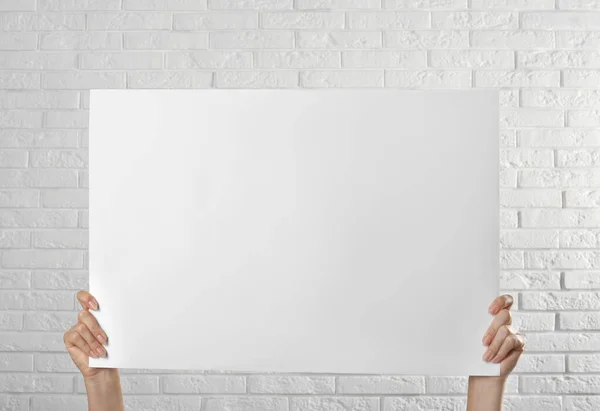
482;294;525;377
64;291;123;411
467;294;525;411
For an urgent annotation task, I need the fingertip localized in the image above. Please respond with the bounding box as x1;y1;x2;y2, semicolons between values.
88;298;98;311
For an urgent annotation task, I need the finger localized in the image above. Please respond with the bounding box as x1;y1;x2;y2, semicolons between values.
483;324;514;362
77;290;98;311
482;308;512;346
76;322;106;358
78;310;108;345
488;294;514;315
500;344;525;375
491;333;524;363
64;327;94;358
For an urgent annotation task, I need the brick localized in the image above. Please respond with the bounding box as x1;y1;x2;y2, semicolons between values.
500;148;554;167
0;332;64;351
522;89;600;108
558;31;600;49
471;30;554;49
384;397;466;410
35;353;78;372
30;150;88;168
503;397;562;411
500;89;519;108
128;71;213;88
162;375;245;393
0;170;77;188
519;128;600;147
0;291;74;310
298;0;380;7
569;110;600;126
2;250;84;268
500;168;517;188
124;396;201;411
292;398;378;411
342;50;426;68
0;395;28;411
299;31;381;48
40;32;121;50
76;375;159;394
432;11;518;29
43;72;126;89
564;190;600;206
522;210;600;228
210;0;292;9
522;291;600;310
338;376;424;394
500;271;561;290
0;231;30;248
564;396;600;411
501;110;563;128
564;271;600;289
559;0;600;7
1;91;79;109
175;12;259;29
512;312;555;331
24;312;75;331
522;12;600;30
430;50;514;68
125;32;208;49
0;150;27;168
426;377;467;394
564;70;600;87
81;52;164;69
475;70;559;87
501;130;517;147
500;230;559;248
211;31;293;49
518;51;600;69
216;71;299;88
31;271;87;290
33;231;88;250
526;250;600;269
501;190;561;208
0;374;73;392
0;131;79;148
560;230;600;248
0;271;30;289
44;108;88;128
166;51;252;68
348;12;429;29
385;0;466;7
1;13;85;31
0;0;35;10
87;12;172;30
248;376;334;394
384;30;467;48
40;189;88;208
514;354;565;373
38;0;122;9
0;210;77;228
31;396;87;410
560;312;600;330
0;33;36;50
124;0;209;9
204;397;288;411
385;70;471;88
500;250;524;269
526;332;600;351
522;375;600;394
302;70;383;87
518;169;600;188
568;354;600;372
471;0;554;7
0;312;22;331
257;51;340;68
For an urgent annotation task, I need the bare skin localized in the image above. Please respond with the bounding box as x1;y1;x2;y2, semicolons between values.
65;292;524;411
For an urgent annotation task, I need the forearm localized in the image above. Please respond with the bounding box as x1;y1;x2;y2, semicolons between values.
467;376;505;411
84;369;124;411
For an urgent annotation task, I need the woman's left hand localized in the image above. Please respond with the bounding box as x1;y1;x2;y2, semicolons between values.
482;294;525;377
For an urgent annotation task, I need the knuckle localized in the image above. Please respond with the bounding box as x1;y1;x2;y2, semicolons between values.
77;310;87;322
76;322;86;334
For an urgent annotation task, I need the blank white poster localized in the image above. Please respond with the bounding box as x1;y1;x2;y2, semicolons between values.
89;90;500;376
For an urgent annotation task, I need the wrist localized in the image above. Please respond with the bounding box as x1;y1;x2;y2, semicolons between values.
84;369;120;389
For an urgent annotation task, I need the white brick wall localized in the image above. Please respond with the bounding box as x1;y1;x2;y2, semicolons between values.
0;1;598;410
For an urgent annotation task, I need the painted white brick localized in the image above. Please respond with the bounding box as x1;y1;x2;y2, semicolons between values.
298;0;381;8
299;31;381;48
518;169;600;188
166;51;252;68
348;12;429;29
523;12;600;30
342;50;426;68
215;71;299;88
564;69;600;87
248;376;334;394
31;396;87;411
87;12;172;30
559;0;600;8
35;353;78;372
560;229;600;248
0;354;32;372
0;231;30;248
519;129;600;147
430;50;514;68
0;313;22;331
0;210;77;228
522;89;600;108
569;110;600;126
500;230;559;248
175;12;259;29
40;32;121;50
567;354;600;372
30;150;87;168
385;69;471;88
471;31;554;49
125;32;208;49
500;250;525;269
257;51;340;68
80;52;164;69
500;148;554;167
385;0;466;7
522;209;600;228
500;167;517;188
2;250;84;269
127;71;213;88
525;250;600;269
384;397;466;410
302;70;383;87
0;150;27;168
501;110;564;128
0;170;77;188
204;397;288;411
384;30;467;48
432;12;518;29
1;13;85;31
0;111;42;127
337;376;424;394
0;291;74;310
472;0;554;6
44;111;88;129
0;191;38;208
526;332;600;351
0;131;79;148
33;231;88;249
518;50;600;69
512;312;556;331
564;396;600;411
162;375;245;393
24;312;74;331
564;190;600;207
0;395;28;411
564;271;600;289
558;31;600;49
0;332;65;351
210;0;292;9
501;190;561;208
292;397;378;411
560;312;600;330
425;377;467;394
522;291;600;310
0;374;73;393
514;354;565;373
0;271;30;289
522;375;600;394
475;70;559;87
0;33;37;50
0;0;35;10
43;72;126;89
31;271;87;290
38;0;122;10
212;31;293;49
124;0;209;10
124;396;201;410
500;271;561;290
503;397;562;411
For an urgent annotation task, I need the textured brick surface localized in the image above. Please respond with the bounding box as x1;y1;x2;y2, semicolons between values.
0;1;597;409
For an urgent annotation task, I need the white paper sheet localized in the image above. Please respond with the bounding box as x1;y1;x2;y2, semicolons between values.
89;90;499;376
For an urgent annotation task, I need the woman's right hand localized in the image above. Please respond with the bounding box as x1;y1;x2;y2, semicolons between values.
63;291;111;380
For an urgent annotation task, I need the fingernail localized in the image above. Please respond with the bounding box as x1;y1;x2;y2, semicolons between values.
491;355;500;363
96;347;104;356
88;299;98;310
506;295;514;305
89;350;97;359
483;335;491;347
97;334;106;344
